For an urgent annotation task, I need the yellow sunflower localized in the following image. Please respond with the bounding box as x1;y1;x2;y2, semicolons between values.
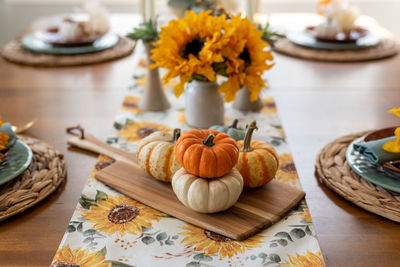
82;195;162;237
121;96;142;114
117;121;172;142
179;224;265;259
89;155;115;178
261;97;277;114
218;14;274;102
151;10;226;97
282;250;325;267
299;208;312;223
51;245;109;267
275;153;299;185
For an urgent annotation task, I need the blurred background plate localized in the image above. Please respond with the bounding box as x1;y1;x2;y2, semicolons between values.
346;136;400;193
21;32;119;55
287;30;380;50
0;140;32;186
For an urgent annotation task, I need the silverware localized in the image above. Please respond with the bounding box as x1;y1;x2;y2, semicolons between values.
11;118;38;134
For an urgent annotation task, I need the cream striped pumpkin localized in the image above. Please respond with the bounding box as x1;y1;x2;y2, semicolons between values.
137;129;181;182
236;121;279;188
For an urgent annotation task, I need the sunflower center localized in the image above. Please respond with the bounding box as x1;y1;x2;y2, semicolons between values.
239;47;251;67
108;204;139;224
137;127;157;138
95;159;116;171
51;262;80;267
280;162;297;173
204;230;232;242
181;38;205;59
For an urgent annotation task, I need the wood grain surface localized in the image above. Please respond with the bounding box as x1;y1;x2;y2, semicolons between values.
95;160;305;241
0;13;400;267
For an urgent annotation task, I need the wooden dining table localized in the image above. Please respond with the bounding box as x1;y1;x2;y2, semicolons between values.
0;13;399;267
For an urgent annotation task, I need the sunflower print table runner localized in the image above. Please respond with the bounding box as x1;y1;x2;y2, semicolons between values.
52;45;325;267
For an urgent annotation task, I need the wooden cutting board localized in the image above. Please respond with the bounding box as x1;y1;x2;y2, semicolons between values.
68;134;305;241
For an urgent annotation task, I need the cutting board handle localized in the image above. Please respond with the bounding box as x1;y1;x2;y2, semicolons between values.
67;133;139;167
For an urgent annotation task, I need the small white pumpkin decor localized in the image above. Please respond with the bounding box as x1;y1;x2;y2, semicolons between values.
172;167;243;213
137;129;181;182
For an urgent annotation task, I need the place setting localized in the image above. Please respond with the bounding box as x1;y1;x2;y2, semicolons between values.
316;108;400;222
273;0;399;61
1;1;135;67
0;118;66;222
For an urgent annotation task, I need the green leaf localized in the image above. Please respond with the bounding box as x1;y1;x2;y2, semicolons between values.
141;226;152;232
95;190;108;202
66;225;76;233
77;223;83;232
165;239;175;246
269;243;278;248
96;246;107;258
274;232;293;242
172;235;179;240
79;194;97;209
193;253;213;262
104;260;136;267
186;262;200;267
113;121;124;130
250;255;257;260
258;252;268;259
126;19;159;43
305;225;313;236
290;228;306;239
142;236;155;245
156;232;167;241
277;239;288;246
83;229;97;236
269;253;281;263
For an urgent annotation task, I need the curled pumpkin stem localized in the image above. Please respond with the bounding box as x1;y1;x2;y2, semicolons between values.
242;121;258;152
203;133;215;147
173;128;181;143
229;119;239;129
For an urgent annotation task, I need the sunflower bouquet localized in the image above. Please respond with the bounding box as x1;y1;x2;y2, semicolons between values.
151;10;274;102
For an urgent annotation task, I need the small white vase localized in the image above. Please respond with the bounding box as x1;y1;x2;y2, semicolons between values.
139;43;171;112
232;86;263;112
185;80;224;129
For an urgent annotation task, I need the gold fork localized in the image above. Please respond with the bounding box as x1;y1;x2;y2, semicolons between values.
11;118;38;134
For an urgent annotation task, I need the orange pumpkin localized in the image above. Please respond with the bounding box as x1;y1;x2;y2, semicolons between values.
236;121;279;188
175;129;239;178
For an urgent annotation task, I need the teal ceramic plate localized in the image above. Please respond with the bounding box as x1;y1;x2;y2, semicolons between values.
21;32;119;55
346;137;400;193
287;31;380;50
0;140;32;186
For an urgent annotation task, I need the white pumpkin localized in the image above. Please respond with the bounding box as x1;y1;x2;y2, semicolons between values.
137;129;181;182
172;167;244;213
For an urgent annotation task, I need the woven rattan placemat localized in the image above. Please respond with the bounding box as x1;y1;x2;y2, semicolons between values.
315;131;400;222
1;37;135;67
274;37;398;62
0;136;66;222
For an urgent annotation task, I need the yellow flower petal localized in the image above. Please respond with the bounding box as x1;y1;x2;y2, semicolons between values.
382;127;400;153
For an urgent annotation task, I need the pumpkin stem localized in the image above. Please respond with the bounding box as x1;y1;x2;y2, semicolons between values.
242;121;258;152
172;128;181;143
229;119;239;129
203;133;215;147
